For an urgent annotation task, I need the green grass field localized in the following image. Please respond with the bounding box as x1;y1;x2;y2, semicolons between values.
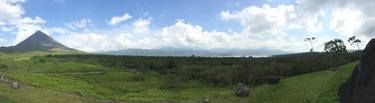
0;53;357;103
208;62;356;103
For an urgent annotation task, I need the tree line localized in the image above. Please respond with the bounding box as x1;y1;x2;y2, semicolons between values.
306;36;362;53
34;51;360;88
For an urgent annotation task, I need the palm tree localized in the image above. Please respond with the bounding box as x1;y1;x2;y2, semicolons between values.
348;36;361;51
305;37;316;52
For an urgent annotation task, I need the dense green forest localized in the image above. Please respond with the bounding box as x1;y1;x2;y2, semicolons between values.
34;51;360;87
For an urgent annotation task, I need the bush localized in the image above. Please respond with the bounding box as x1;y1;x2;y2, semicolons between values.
160;74;183;89
41;52;360;87
131;73;146;81
0;64;8;69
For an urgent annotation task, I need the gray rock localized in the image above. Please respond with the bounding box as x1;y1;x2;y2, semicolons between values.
338;39;375;103
12;81;20;89
234;82;249;97
202;97;209;103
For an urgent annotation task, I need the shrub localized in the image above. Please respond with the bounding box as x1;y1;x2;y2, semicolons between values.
0;64;8;69
160;74;183;89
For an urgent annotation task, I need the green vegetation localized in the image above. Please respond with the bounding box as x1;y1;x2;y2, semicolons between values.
324;39;347;53
348;36;362;51
305;37;316;52
0;94;17;103
0;52;359;103
42;52;359;86
211;62;357;103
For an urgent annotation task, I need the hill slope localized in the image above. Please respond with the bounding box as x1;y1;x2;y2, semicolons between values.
0;31;77;53
210;62;356;103
0;52;357;103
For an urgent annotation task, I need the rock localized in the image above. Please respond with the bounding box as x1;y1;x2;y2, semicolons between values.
338;39;375;103
234;82;249;97
0;75;4;80
202;97;209;103
268;77;281;85
12;81;20;89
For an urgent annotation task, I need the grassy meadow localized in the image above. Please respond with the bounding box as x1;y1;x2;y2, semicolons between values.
0;52;357;103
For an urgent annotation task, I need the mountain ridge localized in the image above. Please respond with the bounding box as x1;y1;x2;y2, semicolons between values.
0;31;77;53
100;48;289;57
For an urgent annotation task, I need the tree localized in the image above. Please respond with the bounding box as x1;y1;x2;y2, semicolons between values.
348;36;361;50
305;37;316;52
324;39;347;53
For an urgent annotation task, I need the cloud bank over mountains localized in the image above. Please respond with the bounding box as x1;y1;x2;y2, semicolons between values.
0;0;373;52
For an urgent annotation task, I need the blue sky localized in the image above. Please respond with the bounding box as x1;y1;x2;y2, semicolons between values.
22;0;267;31
0;0;372;52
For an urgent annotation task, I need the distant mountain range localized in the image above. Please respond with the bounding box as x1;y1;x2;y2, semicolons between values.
0;30;288;56
0;31;77;53
101;48;289;57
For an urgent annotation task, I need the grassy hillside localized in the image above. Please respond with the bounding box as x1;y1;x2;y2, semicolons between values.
210;62;356;103
0;52;357;103
0;53;233;103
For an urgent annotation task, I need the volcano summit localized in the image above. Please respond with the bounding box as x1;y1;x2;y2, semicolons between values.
0;31;77;53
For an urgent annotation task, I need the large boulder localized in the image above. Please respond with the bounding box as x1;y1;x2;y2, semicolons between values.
338;39;375;103
234;82;249;97
12;81;20;89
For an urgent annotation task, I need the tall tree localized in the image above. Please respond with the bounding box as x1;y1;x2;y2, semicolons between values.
324;39;347;53
305;37;316;52
348;36;361;51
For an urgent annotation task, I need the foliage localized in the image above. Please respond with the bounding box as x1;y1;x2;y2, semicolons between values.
0;52;360;103
40;52;359;87
324;39;347;53
348;36;362;50
160;74;183;89
305;37;316;52
211;62;357;103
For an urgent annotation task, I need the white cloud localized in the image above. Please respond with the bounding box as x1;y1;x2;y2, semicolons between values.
107;13;132;26
0;0;48;45
219;4;310;51
59;19;306;52
329;9;362;37
3;0;371;52
132;19;151;34
0;0;25;23
221;4;296;35
13;16;46;44
156;20;231;49
0;38;7;46
295;0;375;49
66;19;92;30
296;0;375;38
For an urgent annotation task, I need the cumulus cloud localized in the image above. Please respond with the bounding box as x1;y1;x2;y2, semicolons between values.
107;13;132;26
221;4;296;35
298;0;375;38
0;0;25;23
59;4;311;52
219;4;313;51
0;38;7;46
218;0;375;51
66;19;92;30
0;0;47;45
3;0;372;52
13;16;46;44
59;18;306;52
132;19;151;34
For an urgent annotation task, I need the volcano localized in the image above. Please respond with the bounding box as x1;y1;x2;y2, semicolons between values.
0;31;77;53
